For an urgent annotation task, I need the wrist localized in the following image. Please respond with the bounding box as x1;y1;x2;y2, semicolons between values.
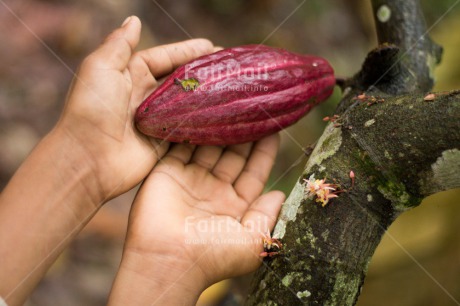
54;117;168;204
46;126;105;208
109;248;208;305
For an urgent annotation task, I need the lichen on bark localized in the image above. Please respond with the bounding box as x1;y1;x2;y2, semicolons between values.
247;90;460;305
245;0;459;304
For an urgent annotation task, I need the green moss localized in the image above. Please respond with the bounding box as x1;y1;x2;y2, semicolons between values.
304;227;318;249
364;119;376;127
281;274;293;287
304;124;343;175
394;97;406;105
352;146;422;212
281;272;303;287
326;271;361;306
296;289;312;299
384;150;392;160
258;280;267;290
352;150;381;187
377;180;421;212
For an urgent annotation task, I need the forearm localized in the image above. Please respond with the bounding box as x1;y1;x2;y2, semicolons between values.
0;127;103;305
108;250;206;305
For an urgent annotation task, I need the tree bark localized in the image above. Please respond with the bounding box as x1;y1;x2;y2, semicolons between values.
371;0;442;93
245;0;459;305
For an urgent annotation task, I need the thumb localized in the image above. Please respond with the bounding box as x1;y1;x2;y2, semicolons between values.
243;190;285;258
83;16;141;71
219;191;285;278
241;190;285;234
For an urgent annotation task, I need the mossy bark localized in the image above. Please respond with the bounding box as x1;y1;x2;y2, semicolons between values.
371;0;442;93
246;0;459;305
246;92;460;306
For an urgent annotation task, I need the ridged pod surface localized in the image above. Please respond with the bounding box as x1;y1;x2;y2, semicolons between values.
135;44;335;145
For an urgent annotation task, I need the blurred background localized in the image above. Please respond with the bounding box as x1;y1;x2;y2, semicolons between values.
0;0;459;305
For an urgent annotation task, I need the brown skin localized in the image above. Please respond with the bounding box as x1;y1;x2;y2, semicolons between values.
0;16;284;305
109;137;284;305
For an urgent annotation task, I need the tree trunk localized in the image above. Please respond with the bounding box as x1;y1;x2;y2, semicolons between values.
245;0;459;305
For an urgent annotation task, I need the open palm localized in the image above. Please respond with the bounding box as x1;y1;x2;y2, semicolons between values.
124;134;285;290
57;16;215;201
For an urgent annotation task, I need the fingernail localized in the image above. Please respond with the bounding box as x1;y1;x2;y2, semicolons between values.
121;16;132;27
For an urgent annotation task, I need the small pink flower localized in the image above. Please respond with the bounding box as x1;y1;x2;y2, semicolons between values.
304;174;340;207
349;170;355;189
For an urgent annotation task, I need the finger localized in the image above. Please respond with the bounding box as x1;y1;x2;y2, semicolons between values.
214;46;224;52
163;143;196;165
241;191;285;238
127;53;159;112
221;191;285;276
212;143;253;183
137;39;214;78
190;146;224;170
83;16;141;72
234;134;280;203
192;192;284;281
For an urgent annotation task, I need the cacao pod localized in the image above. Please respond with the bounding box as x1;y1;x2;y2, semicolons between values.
135;44;335;145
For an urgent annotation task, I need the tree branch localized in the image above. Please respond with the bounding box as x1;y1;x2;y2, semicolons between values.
245;92;460;305
370;0;442;93
245;1;458;305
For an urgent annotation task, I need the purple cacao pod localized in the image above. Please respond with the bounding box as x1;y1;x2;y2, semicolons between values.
135;44;335;145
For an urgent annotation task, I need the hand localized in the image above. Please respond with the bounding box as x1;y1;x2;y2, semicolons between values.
109;134;285;305
0;17;215;305
55;16;215;203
